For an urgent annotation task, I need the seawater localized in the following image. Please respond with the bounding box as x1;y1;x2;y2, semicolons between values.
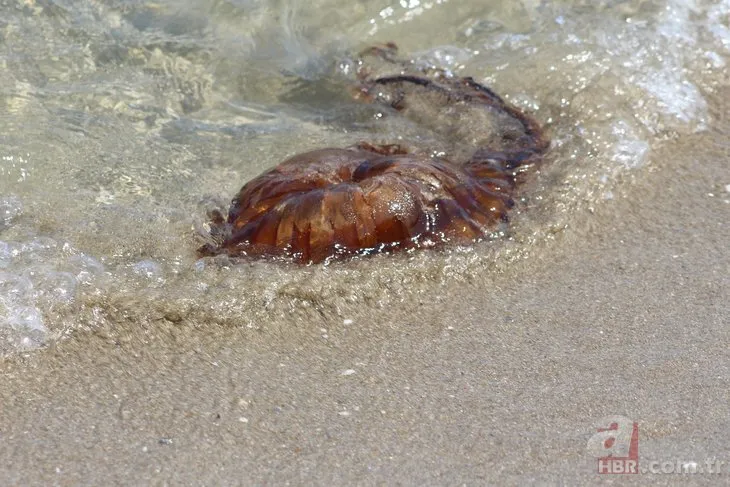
0;0;727;354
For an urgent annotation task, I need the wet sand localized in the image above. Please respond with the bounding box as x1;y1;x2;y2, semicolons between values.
0;127;728;484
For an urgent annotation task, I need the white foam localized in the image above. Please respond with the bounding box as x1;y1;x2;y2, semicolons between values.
0;236;110;353
610;120;650;170
707;0;730;49
0;241;11;269
132;260;164;281
0;195;22;228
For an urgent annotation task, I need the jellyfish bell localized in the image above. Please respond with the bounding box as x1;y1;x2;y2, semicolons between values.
199;144;519;264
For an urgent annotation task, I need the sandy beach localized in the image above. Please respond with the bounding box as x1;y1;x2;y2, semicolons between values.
1;122;727;484
1;0;729;484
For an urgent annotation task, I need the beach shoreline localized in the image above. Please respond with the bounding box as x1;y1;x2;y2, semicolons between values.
1;127;728;484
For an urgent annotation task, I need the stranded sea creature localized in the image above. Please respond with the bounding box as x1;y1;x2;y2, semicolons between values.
198;44;549;263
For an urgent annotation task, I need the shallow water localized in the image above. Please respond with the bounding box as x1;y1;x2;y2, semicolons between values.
0;0;727;354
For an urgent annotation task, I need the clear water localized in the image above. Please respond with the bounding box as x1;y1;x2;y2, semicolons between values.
0;0;727;353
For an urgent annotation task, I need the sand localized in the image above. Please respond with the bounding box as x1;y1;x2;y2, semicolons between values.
0;116;727;486
1;0;728;484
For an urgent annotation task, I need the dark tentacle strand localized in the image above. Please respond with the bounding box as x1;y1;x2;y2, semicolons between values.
364;74;548;172
356;43;548;171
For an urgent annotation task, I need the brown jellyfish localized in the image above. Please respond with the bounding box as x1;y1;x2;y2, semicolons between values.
198;45;549;264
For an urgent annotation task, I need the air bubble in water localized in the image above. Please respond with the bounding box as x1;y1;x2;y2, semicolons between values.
0;241;11;268
132;259;164;281
27;269;78;303
0;195;22;228
0;272;33;300
7;305;45;332
68;254;106;284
